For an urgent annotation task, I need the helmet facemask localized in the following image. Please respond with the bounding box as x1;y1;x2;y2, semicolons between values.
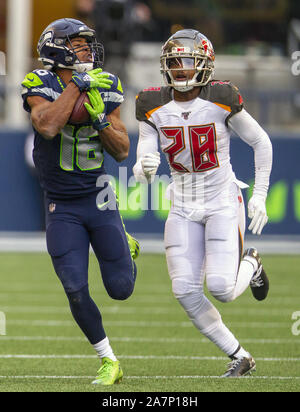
63;36;105;73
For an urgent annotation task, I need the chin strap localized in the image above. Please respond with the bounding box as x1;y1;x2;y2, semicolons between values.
173;84;194;92
72;63;94;73
39;58;94;73
173;79;195;92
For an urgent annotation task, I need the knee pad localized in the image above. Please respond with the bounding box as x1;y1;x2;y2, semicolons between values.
172;276;195;299
66;284;90;307
171;268;202;299
100;259;135;301
206;275;235;303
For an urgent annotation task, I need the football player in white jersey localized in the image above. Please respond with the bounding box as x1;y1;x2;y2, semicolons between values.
133;29;272;377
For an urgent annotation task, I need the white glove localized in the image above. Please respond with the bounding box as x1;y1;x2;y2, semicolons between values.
141;152;160;180
248;194;268;235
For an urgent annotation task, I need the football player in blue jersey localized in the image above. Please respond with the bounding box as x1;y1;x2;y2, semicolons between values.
21;18;139;385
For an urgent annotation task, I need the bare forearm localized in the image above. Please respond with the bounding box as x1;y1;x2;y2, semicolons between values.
30;83;80;139
99;116;129;162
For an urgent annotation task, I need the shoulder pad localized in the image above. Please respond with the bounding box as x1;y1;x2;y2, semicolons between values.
22;69;54;89
203;80;243;110
136;87;172;121
201;80;244;123
22;72;44;89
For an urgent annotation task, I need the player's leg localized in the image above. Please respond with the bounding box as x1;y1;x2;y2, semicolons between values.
46;201;120;384
86;195;137;385
205;184;257;302
204;211;257;376
164;209;248;362
205;184;269;303
235;191;269;301
88;193;137;301
46;217;107;344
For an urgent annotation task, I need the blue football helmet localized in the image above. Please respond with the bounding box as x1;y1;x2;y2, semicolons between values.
37;18;104;72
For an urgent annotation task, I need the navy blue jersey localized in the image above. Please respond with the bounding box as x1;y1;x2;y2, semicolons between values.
21;69;124;200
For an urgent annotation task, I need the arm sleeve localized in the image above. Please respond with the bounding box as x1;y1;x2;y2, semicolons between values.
228;108;273;199
102;74;124;115
132;121;159;182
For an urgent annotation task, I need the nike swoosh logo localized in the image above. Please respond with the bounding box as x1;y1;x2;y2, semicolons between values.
97;200;111;209
27;77;35;82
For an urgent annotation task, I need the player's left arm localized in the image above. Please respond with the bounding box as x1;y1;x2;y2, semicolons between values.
84;84;129;162
99;105;129;162
228;108;273;235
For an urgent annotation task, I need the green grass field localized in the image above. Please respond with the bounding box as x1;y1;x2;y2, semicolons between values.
0;252;299;392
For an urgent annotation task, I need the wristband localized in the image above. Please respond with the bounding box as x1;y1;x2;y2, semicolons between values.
93;113;111;131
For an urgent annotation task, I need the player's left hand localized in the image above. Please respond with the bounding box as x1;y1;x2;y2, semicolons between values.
85;88;111;131
248;194;268;235
71;68;113;92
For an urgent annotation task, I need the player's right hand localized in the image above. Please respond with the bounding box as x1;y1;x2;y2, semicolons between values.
141;152;161;178
71;68;113;92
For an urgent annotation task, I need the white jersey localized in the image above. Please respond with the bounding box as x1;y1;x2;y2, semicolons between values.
135;82;246;210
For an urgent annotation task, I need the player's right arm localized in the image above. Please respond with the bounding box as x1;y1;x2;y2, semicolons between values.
133;121;160;183
133;90;162;182
22;68;113;140
27;82;80;140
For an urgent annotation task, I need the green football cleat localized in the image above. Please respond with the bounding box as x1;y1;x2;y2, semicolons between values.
126;233;140;260
92;357;123;385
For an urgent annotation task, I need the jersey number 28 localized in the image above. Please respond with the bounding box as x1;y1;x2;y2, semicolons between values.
161;123;219;172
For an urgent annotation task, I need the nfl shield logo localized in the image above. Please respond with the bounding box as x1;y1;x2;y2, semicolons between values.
181;111;191;120
49;203;56;213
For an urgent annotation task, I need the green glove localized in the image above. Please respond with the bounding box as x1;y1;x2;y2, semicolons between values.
71;68;113;92
85;88;111;131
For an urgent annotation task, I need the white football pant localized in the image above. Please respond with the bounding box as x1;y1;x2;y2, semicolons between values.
164;183;255;356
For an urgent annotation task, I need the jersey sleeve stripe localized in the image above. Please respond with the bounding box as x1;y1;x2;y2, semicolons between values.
102;91;124;103
145;106;162;119
25;87;61;100
213;102;231;112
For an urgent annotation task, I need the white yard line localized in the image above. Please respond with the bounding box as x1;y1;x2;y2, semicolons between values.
0;305;295;316
0;232;300;254
1;335;299;345
0;374;298;381
0;354;299;361
6;319;292;328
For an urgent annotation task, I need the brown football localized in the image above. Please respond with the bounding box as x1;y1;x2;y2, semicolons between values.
69;91;91;124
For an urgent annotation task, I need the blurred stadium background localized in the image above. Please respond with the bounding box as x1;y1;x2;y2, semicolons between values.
0;0;300;254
